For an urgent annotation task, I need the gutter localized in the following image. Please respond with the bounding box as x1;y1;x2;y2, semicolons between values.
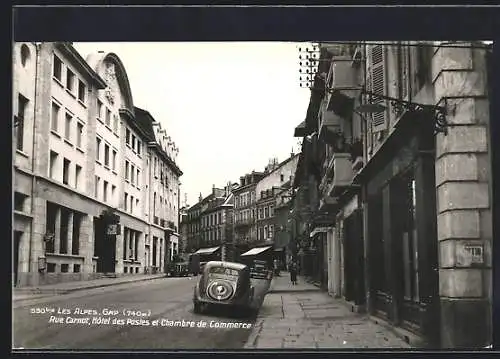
28;43;41;276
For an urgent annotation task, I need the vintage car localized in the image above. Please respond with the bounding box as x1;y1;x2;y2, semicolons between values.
166;261;190;277
193;261;256;316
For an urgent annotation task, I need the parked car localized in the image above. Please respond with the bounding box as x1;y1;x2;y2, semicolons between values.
250;260;273;280
166;262;190;277
193;261;256;316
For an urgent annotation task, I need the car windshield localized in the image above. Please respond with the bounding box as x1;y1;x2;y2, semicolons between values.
208;267;239;276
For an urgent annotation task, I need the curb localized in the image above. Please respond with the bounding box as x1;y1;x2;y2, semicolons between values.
13;275;167;302
268;289;321;294
368;315;426;348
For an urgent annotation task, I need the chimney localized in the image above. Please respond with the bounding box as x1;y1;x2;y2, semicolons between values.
212;184;216;195
291;148;295;157
199;192;203;202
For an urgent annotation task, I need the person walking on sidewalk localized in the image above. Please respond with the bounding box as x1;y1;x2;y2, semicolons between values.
289;260;298;285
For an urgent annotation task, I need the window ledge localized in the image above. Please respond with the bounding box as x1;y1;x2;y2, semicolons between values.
53;77;64;88
14;210;33;219
15;149;29;159
76;147;85;154
78;99;87;108
51;130;61;138
66;89;76;98
64;138;74;147
46;253;85;260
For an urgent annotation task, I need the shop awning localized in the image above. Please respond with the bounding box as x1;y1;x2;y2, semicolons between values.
193;246;220;255
241;246;273;256
294;120;312;137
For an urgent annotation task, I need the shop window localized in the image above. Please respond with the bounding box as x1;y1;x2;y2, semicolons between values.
47;263;56;272
73;264;81;273
61;263;69;273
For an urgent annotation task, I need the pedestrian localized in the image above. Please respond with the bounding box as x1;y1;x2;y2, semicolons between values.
289;261;297;285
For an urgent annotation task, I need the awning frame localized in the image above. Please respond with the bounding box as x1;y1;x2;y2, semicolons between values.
193;246;220;255
240;246;273;256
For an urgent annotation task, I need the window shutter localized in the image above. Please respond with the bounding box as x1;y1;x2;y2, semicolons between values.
400;43;410;100
369;45;388;132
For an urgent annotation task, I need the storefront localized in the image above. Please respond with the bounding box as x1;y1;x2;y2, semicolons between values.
357;110;440;345
337;193;365;310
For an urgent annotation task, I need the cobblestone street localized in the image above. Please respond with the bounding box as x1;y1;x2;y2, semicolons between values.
244;273;411;349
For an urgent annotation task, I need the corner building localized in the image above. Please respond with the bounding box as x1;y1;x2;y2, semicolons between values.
12;42;182;286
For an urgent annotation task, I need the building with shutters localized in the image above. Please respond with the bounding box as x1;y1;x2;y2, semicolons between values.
182;184;236;261
293;41;493;348
232;171;266;260
12;42;183;286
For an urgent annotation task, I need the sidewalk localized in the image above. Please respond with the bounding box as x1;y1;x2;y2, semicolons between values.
13;274;166;302
245;273;411;349
269;272;320;293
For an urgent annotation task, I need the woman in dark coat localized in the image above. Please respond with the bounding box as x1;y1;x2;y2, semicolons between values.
289;261;298;285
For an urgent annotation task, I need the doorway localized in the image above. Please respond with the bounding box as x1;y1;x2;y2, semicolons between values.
14;231;22;287
94;216;116;273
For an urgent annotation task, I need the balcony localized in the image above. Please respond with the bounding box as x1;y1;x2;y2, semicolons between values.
327;153;355;197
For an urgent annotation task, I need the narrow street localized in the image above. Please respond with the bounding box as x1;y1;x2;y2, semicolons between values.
13;277;269;350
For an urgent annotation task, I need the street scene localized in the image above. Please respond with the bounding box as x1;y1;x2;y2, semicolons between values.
12;41;493;350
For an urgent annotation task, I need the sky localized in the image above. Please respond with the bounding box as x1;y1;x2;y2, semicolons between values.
73;42;311;207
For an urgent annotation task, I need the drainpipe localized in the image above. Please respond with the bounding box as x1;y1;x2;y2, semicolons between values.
28;42;41;277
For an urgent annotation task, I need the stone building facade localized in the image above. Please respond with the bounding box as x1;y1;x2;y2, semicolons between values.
12;42;182;286
292;41;492;348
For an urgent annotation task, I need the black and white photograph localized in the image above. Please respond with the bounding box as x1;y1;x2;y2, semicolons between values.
12;39;493;350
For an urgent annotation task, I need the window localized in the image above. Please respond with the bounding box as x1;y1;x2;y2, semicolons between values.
75;165;82;189
130;195;134;213
125;161;130;181
270;206;274;217
124;193;128;211
126;128;131;145
112;150;117;171
49;151;58;179
16;94;28;151
264;207;269;218
64;113;72;141
97;100;103;120
113;115;118;133
51;102;60;132
280;174;284;182
131;165;135;185
136;169;140;186
264;226;268;239
136;198;139;210
53;54;62;81
74;264;81;273
66;69;75;93
131;135;136;151
103;181;108;202
96;137;101;161
105;108;111;127
61;264;69;273
137;141;141;155
20;44;30;67
95;176;100;198
368;45;388;133
104;144;110;167
63;158;70;185
76;122;83;148
14;192;27;212
78;80;86;103
111;185;116;201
